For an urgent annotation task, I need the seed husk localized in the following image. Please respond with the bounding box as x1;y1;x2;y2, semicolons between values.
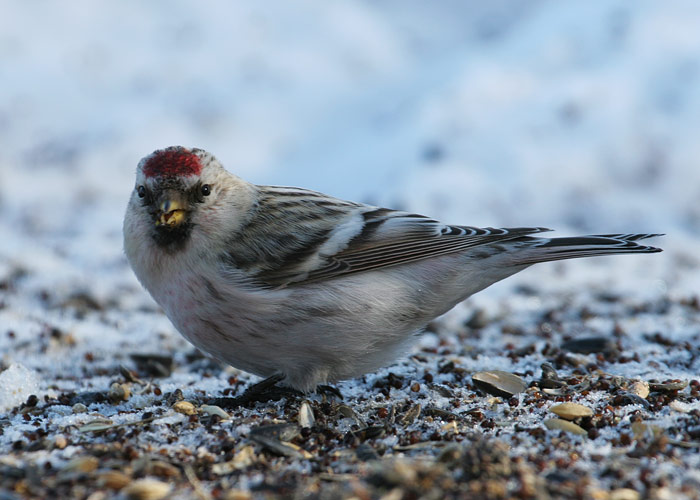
550;402;593;420
543;418;587;436
472;371;527;398
123;478;172;500
172;401;196;416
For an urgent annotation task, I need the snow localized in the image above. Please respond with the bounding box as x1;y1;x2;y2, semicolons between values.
1;1;700;498
0;364;40;412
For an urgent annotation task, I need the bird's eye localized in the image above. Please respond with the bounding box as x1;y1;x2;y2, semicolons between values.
137;186;146;198
201;184;211;197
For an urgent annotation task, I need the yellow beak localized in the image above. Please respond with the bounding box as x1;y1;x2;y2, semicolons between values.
156;198;187;227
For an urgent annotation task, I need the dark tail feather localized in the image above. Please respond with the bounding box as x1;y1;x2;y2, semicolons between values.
513;233;663;266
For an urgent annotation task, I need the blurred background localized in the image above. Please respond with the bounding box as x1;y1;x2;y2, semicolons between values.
1;0;699;298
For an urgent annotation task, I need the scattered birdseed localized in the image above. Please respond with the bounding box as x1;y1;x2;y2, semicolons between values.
543;418;588;436
550;402;594;420
172;400;197;416
629;380;650;399
2;251;698;499
472;370;527;397
199;404;230;419
122;478;172;500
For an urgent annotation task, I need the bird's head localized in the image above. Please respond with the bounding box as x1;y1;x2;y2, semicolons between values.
128;146;253;253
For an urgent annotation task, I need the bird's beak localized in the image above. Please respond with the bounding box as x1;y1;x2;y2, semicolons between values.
156;195;187;227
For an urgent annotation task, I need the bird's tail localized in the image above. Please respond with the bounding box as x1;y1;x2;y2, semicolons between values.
512;233;663;266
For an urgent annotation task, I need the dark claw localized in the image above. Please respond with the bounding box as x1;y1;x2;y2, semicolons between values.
317;384;343;399
208;373;301;408
208;375;343;408
248;373;286;392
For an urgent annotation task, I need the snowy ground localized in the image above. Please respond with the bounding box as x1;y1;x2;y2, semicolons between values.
1;1;700;499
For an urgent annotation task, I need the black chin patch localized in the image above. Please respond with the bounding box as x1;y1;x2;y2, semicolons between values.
152;223;193;252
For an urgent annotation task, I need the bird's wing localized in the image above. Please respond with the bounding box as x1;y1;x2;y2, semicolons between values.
239;201;550;287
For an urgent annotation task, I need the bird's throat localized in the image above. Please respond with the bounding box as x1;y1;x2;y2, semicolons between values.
152;222;193;252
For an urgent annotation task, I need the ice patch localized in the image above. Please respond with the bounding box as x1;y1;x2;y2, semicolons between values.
0;363;41;413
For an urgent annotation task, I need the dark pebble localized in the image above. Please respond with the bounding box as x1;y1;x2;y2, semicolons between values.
355;443;380;461
562;336;615;354
130;353;174;377
465;309;489;329
250;423;300;442
69;391;106;406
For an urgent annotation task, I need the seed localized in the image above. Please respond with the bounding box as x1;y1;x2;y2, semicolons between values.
172;401;196;416
298;401;315;428
63;456;99;473
543;418;587;436
472;371;527;397
550;402;593;420
200;404;229;419
123;478;172;500
98;470;131;490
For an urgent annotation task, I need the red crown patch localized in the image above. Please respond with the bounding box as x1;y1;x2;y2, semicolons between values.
142;147;202;178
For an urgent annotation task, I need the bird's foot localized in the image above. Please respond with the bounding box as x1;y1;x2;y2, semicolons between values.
316;384;343;400
209;373;301;408
208;375;343;408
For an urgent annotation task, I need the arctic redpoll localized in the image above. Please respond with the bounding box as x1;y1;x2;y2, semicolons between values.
123;146;662;392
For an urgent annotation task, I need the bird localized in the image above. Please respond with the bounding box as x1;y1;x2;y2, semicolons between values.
123;146;662;393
